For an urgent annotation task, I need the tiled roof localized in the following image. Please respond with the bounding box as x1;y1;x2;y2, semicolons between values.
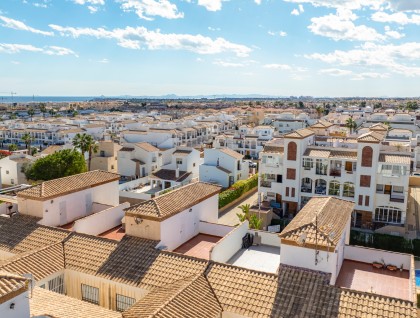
262;145;284;154
120;147;134;152
63;234;208;289
135;142;159;152
303;148;358;160
150;169;191;182
1;242;65;281
219;148;243;160
40;145;63;155
125;182;221;221
357;131;385;143
17;170;120;200
30;287;122;318
173;149;192;156
370;123;389;131
0;271;28;302
123;275;222;318
311;120;334;129
0;215;69;254
284;128;315;139
379;154;411;165
279;197;354;249
206;262;278;317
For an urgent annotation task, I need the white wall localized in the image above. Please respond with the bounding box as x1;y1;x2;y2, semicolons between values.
0;290;30;318
73;203;129;236
199;165;229;188
198;221;234;237
247;230;281;247
344;245;412;270
210;221;249;263
119;177;149;191
159;195;218;251
92;181;119;207
280;244;338;283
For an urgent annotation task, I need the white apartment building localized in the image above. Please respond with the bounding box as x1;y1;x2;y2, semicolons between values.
214;125;275;159
258;124;412;229
199;148;249;188
0;153;34;186
264;112;311;133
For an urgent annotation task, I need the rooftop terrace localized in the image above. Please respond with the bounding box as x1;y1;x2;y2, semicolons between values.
174;234;221;260
336;260;411;301
227;245;280;273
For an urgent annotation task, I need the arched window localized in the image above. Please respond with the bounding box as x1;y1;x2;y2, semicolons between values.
301;178;312;193
375;206;402;223
315;179;327;195
361;146;373;167
287;142;297;161
329;181;341;196
343;182;355;198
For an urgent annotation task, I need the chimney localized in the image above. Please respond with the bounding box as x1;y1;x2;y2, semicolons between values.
175;167;179;179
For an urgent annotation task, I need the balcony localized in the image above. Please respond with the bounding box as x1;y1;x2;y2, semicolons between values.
390;193;404;203
301;185;312;193
330;169;342;177
315;169;327;176
260;181;272;188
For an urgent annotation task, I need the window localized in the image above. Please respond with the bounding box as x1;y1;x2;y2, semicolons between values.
358;195;363;205
111;165;114;170
360;175;371;187
376;184;384;193
315;159;328;175
81;284;99;305
116;294;136;312
365;196;370;206
329;181;340;196
6;170;9;174
48;274;64;294
393;186;404;193
10;179;14;185
291;188;295;197
100;150;105;157
287;142;297;161
302;158;313;170
193;163;196;167
374;206;402;223
286;168;296;180
343;182;355;198
176;158;182;165
286;187;289;196
361;146;373;167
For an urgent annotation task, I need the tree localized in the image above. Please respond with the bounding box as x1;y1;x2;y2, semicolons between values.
72;133;98;170
360;101;367;108
345;117;357;134
315;106;324;118
27;107;35;121
39;103;47;117
8;144;18;152
22;132;34;155
406;101;418;111
249;214;263;230
24;149;87;181
237;204;251;223
48;108;56;117
298;101;304;109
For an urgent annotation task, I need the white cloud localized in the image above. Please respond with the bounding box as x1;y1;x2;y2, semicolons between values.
291;8;300;15
268;30;287;36
119;0;184;20
305;42;420;76
385;29;405;39
73;0;105;13
11;61;20;64
371;11;420;25
283;0;384;11
263;64;292;70
208;26;221;31
49;24;252;57
351;72;390;80
213;60;244;67
308;9;386;42
198;0;223;11
97;58;109;63
255;0;262;4
388;0;420;12
319;68;352;76
0;43;77;56
0;15;53;36
298;4;304;12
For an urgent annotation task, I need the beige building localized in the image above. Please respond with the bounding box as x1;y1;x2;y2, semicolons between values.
90;141;121;173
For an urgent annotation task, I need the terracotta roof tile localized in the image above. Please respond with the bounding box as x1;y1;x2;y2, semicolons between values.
125;182;221;220
30;287;121;318
357;131;385;143
219;148;243;160
279;197;354;249
262;145;284;154
303;148;358;160
123;275;222;318
379;154;411;165
135;142;160;152
284;128;315;139
18;170;120;200
0;271;28;301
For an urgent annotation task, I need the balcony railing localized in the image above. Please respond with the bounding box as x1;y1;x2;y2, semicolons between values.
260;181;272;188
301;186;312;193
330;169;342;177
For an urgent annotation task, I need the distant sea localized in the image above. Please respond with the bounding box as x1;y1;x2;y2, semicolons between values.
0;96;96;103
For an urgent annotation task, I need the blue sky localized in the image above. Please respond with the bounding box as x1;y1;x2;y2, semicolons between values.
1;0;420;97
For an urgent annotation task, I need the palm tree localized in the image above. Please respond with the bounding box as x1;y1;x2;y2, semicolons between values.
72;133;98;170
345;117;357;134
27;107;35;121
39;103;47;118
315;106;324;119
22;132;34;155
249;214;263;230
48;108;56;117
237;204;251;222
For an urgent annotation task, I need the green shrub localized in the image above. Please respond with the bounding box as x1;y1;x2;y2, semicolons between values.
218;174;258;209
